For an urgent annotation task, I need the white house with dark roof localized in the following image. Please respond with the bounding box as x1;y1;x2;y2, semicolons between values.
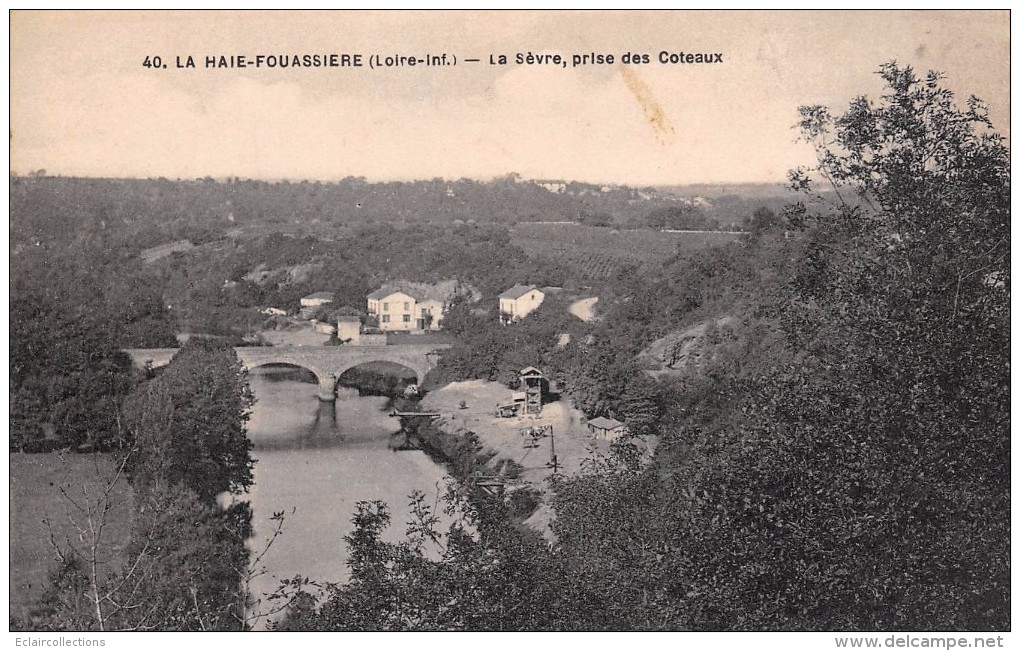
499;284;545;324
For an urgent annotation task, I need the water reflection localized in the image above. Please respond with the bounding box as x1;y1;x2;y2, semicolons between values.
250;399;343;451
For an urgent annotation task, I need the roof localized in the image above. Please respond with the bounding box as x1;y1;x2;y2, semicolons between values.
302;291;335;301
368;286;425;301
369;279;461;303
367;287;394;300
499;284;540;300
337;315;361;323
334;304;362;316
519;366;543;377
587;417;626;430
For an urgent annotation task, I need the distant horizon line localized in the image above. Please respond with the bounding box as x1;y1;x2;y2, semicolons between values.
9;170;794;190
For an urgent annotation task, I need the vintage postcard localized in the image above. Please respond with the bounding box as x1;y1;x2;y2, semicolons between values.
8;9;1011;645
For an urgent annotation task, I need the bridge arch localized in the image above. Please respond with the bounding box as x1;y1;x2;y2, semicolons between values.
235;353;337;401
124;343;449;402
333;357;429;388
334;359;424;396
244;360;331;398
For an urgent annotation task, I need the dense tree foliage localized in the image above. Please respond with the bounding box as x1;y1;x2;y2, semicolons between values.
124;338;256;504
9;174;759;253
553;63;1010;630
277;492;583;631
11;264;135;451
10;233;177;451
21;341;257;631
26;483;251;631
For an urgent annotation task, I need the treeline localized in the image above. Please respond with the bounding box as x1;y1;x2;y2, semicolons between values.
9;174;763;257
277;64;1011;630
117;222;579;336
228;224;568;310
17;340;259;631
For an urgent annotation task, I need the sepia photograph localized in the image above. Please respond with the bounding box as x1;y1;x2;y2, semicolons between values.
7;8;1011;643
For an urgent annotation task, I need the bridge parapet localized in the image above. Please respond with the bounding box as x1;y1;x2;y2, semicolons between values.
124;344;450;402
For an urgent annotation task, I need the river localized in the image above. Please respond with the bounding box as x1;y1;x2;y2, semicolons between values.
237;366;451;623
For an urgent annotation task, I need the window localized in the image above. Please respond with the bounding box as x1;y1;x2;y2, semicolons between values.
421;308;428;316
382;314;390;323
383;302;389;312
403;302;409;311
402;314;411;323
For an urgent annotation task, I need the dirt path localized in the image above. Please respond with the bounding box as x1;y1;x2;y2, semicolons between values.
568;296;598;322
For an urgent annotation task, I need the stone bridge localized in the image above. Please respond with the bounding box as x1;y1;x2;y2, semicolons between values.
124;344;450;401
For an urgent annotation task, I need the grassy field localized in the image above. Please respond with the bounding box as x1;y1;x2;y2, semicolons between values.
9;452;135;622
511;223;744;278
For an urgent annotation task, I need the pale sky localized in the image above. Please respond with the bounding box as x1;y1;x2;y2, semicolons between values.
9;10;1010;185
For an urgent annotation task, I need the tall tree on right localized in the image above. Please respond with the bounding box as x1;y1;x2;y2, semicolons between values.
664;63;1009;630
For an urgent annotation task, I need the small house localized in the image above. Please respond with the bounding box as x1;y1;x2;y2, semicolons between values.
499;284;545;324
300;291;335;308
300;292;335;319
587;416;628;440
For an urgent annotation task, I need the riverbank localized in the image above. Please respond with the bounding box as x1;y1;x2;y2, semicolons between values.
417;379;611;541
